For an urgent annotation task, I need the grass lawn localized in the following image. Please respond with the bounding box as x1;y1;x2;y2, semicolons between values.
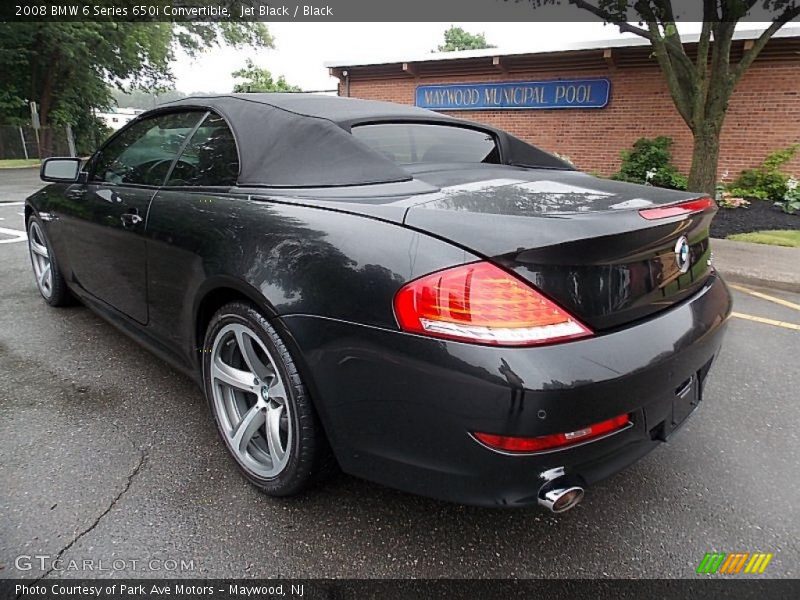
728;230;800;248
0;159;40;169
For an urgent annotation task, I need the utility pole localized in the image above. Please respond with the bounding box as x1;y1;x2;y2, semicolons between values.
66;124;76;157
30;101;41;159
18;126;29;160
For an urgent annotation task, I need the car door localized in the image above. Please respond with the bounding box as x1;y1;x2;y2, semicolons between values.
144;112;242;357
57;111;205;324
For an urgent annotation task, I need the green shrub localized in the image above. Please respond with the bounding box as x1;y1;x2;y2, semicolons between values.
729;145;799;201
775;178;800;214
612;136;688;190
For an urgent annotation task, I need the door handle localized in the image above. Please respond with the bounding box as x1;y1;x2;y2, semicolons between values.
66;187;86;200
121;210;143;228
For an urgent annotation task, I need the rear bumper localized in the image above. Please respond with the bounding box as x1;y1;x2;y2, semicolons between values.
281;274;732;507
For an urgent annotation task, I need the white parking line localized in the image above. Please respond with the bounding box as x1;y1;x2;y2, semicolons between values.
729;283;800;312
732;311;800;332
0;226;27;244
0;201;25;206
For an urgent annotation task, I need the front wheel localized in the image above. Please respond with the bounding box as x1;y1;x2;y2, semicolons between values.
202;302;335;496
27;216;72;306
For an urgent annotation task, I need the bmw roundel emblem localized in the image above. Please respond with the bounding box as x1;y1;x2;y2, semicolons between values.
675;236;691;273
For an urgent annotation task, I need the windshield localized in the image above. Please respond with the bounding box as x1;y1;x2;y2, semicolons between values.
351;123;500;165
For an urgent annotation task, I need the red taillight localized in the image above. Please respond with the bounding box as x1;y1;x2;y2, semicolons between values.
474;414;631;453
638;197;715;220
393;261;591;346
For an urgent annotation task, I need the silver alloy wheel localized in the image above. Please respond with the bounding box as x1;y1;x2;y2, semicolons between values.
210;322;292;478
28;221;53;299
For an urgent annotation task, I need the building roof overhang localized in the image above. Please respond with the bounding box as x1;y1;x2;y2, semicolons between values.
326;27;800;80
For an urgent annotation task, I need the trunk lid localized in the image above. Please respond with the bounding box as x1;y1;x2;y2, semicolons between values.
403;166;715;330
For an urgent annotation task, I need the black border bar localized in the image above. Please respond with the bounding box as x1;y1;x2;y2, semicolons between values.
3;0;798;22
3;579;800;600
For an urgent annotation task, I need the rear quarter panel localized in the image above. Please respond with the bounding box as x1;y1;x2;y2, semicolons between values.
144;190;476;369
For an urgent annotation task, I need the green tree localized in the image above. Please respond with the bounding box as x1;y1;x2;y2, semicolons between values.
0;21;273;155
232;59;301;93
565;0;800;194
436;26;495;52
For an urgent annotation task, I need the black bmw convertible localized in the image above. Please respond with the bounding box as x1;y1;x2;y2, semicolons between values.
26;94;731;511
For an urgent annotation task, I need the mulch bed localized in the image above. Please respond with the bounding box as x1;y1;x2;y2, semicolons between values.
710;199;799;238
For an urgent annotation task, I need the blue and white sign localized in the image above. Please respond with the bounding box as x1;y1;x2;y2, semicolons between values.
415;78;611;111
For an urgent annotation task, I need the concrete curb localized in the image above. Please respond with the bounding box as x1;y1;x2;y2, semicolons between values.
718;271;800;294
711;238;800;294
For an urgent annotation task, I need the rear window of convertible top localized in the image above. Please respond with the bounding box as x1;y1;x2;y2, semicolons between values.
351;123;500;165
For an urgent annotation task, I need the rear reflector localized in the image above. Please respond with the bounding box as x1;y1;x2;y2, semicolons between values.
474;414;631;453
393;261;592;346
639;197;715;220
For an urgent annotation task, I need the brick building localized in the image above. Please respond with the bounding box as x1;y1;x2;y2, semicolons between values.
326;29;800;180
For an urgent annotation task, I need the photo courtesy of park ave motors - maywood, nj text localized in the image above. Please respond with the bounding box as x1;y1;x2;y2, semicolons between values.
0;0;799;596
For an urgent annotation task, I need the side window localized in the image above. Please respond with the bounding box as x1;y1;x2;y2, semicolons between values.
90;112;204;186
166;113;239;187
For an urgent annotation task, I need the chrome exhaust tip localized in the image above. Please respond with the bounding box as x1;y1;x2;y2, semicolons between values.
538;485;585;513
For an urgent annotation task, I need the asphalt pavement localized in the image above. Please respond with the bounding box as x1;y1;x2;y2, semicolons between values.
0;168;48;204
1;170;798;580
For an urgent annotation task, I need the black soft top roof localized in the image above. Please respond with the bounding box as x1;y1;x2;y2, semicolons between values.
156;93;571;188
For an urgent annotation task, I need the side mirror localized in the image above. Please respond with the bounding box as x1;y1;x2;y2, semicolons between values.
41;157;82;183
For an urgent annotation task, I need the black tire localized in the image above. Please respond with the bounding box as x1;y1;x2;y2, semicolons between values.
202;301;336;496
27;215;72;307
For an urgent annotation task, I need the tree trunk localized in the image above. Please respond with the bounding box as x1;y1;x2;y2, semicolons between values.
37;48;57;158
38;80;53;158
687;122;721;196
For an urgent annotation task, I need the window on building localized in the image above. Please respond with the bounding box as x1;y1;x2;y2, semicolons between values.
91;111;204;186
351;123;500;165
167;113;239;187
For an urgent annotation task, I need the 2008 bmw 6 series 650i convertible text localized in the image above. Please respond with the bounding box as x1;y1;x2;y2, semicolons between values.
26;94;731;511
